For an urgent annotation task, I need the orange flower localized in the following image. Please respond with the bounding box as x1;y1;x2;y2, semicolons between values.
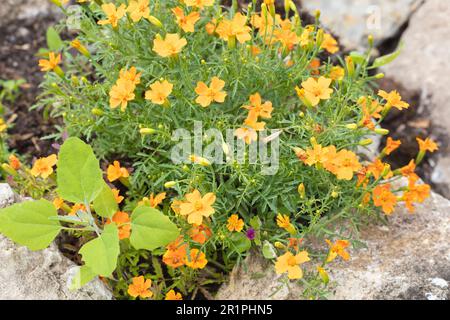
185;248;208;269
172;7;200;33
98;3;126;28
416;137;438;153
8;154;21;170
138;192;166;208
366;159;392;180
165;289;183;300
320;33;339;54
119;66;141;86
153;33;187;58
372;184;397;215
304;144;335;167
127;276;153;299
402;175;430;212
329;66;345;81
399;159;418;180
145;80;173;105
378;90;409;110
106;211;131;240
301;76;333;106
383;137;401;156
195;77;227;107
227;214;244;232
274;27;300;51
38;52;61;72
325;149;362;181
163;237;188;268
275;251;310;279
325;239;350;262
107;161;130;182
205;18;217;35
234;127;258;145
111;188;124;204
184;0;214;10
53;197;64;210
276;213;296;234
30;154;57;179
69;203;86;216
242;93;273;121
179;189;215;225
216;13;251;44
127;0;150;22
109;78;136;111
189;224;212;244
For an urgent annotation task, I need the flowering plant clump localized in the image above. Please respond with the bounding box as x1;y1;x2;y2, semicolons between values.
0;0;438;299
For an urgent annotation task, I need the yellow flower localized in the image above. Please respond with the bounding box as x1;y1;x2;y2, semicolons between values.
301;76;333;106
216;13;252;44
320;33;339;54
378;90;409;110
329;66;345;81
242;93;273;121
138;192;166;208
276;213;296;234
109;79;135;111
195;77;227;107
111;188;124;204
107;160;129;182
98;3;126;28
38;52;61;72
185;248;208;269
165;289;183;300
119;66;141;86
416;137;438;153
189;154;211;166
153;33;187;58
127;0;150;22
30;154;57;179
128;276;153;299
324;149;362;181
227;214;244;232
179;189;215;225
70;39;90;58
172;7;200;33
145;80;173;105
184;0;214;10
0;118;7;133
275;251;310;280
326;239;350;262
234;127;258;145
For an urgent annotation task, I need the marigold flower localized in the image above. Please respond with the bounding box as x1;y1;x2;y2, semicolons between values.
324;149;362;181
38;52;62;72
69;203;86;216
145;80;173;105
106;211;131;240
216;13;252;44
274;27;300;51
329;66;345;81
383;137;401;156
127;0;150;22
189;154;211;166
30;154;57;179
185;248;208;269
399;159;418;180
98;3;126;28
275;251;310;280
242;93;273;121
172;7;200;33
189;224;212;244
184;0;214;10
128;276;153;299
179;189;216;225
112;188;124;204
367;159;393;180
416;137;438;153
109;79;136;111
165;289;183;300
107;160;130;182
250;13;281;37
325;239;350;262
234;127;258;145
8;154;21;170
372;184;397;215
138;192;166;208
70;39;90;58
153;33;187;58
53;197;64;210
276;213;296;234
163;237;188;268
119;66;141;86
402;176;430;212
205;18;217;35
195;77;227;107
320;33;339;54
378;90;409;110
227;214;244;232
304;144;334;167
301;76;333;107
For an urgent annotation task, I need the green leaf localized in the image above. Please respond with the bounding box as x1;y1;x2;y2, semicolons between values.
370;42;404;69
46;26;63;51
130;206;179;251
262;240;277;259
349;51;367;64
230;232;251;254
0;199;61;251
79;224;119;277
249;216;262;230
93;183;118;218
69;265;97;290
57;137;104;204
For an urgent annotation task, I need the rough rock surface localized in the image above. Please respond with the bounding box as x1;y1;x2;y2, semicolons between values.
217;188;450;300
0;0;60;27
382;0;450;199
0;184;113;300
301;0;424;49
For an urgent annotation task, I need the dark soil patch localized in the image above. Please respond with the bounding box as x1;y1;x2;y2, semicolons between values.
0;16;61;159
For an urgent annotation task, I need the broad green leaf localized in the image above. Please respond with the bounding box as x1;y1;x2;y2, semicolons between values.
69;265;97;290
92;183;118;218
0;199;61;251
230;232;251;254
46;26;63;51
262;240;277;259
370;42;404;69
79;224;119;277
130;206;179;251
57;137;104;204
249;216;262;230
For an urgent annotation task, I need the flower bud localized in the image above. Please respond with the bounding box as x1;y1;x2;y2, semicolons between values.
140;128;156;135
374;128;389;135
359;139;373;146
298;183;306;199
91;108;104;116
148;16;163;28
1;164;17;177
346;123;358;130
164;181;177;188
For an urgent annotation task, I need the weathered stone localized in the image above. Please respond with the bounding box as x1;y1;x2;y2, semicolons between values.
301;0;424;50
0;184;112;300
0;0;60;27
381;0;450;199
217;186;450;300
